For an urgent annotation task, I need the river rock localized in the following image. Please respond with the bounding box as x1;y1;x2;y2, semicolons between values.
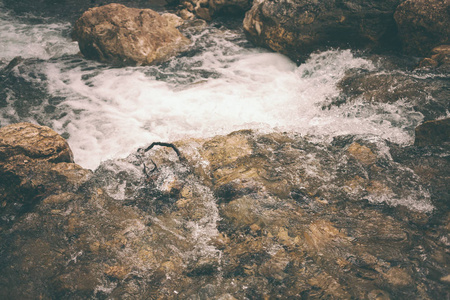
72;4;191;66
414;118;450;146
243;0;401;62
0;122;73;163
178;0;252;21
0;123;92;229
2;0;170;23
418;45;450;73
394;0;450;56
335;63;450;121
1;129;449;299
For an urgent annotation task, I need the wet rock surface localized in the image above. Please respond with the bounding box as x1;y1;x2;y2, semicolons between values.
418;45;450;73
1;125;449;299
394;0;450;56
414;118;450;147
332;55;450;122
72;4;191;66
0;123;90;229
243;0;402;63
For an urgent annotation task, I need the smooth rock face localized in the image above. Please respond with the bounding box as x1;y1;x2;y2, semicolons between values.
394;0;450;56
415;118;450;146
72;4;191;66
243;0;401;62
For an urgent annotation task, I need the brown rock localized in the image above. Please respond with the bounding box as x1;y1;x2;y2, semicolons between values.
394;0;450;56
244;0;402;62
418;45;450;71
347;142;377;165
72;4;191;66
418;57;438;69
104;265;130;280
414;118;450;146
384;267;413;287
0;122;73;163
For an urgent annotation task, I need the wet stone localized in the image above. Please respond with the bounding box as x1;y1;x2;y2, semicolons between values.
1;128;449;299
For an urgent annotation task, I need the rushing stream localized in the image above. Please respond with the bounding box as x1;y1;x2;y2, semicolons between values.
1;1;449;299
0;2;428;170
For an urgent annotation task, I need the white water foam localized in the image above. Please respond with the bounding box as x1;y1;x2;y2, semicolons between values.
0;14;423;171
46;45;421;170
0;6;78;61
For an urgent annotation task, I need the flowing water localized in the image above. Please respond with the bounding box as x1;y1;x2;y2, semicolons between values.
1;2;449;298
0;3;427;170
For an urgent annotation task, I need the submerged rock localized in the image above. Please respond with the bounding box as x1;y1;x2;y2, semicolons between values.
243;0;401;62
72;4;191;66
394;0;450;56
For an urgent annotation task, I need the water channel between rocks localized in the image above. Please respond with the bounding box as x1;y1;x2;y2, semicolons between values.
1;2;449;299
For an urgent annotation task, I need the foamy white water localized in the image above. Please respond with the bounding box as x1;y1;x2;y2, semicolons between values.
1;8;423;170
0;4;78;60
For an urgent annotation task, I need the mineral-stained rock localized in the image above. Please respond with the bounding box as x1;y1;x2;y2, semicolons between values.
72;4;191;66
243;0;401;62
394;0;450;56
414;118;450;146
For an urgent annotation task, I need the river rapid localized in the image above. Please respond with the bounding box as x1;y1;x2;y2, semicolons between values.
0;2;430;170
1;1;450;299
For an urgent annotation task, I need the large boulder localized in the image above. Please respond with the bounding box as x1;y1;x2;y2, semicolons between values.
394;0;450;56
72;4;191;66
243;0;401;62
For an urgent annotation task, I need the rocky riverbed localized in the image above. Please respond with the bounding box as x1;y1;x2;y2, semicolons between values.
1;122;449;299
1;0;449;298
